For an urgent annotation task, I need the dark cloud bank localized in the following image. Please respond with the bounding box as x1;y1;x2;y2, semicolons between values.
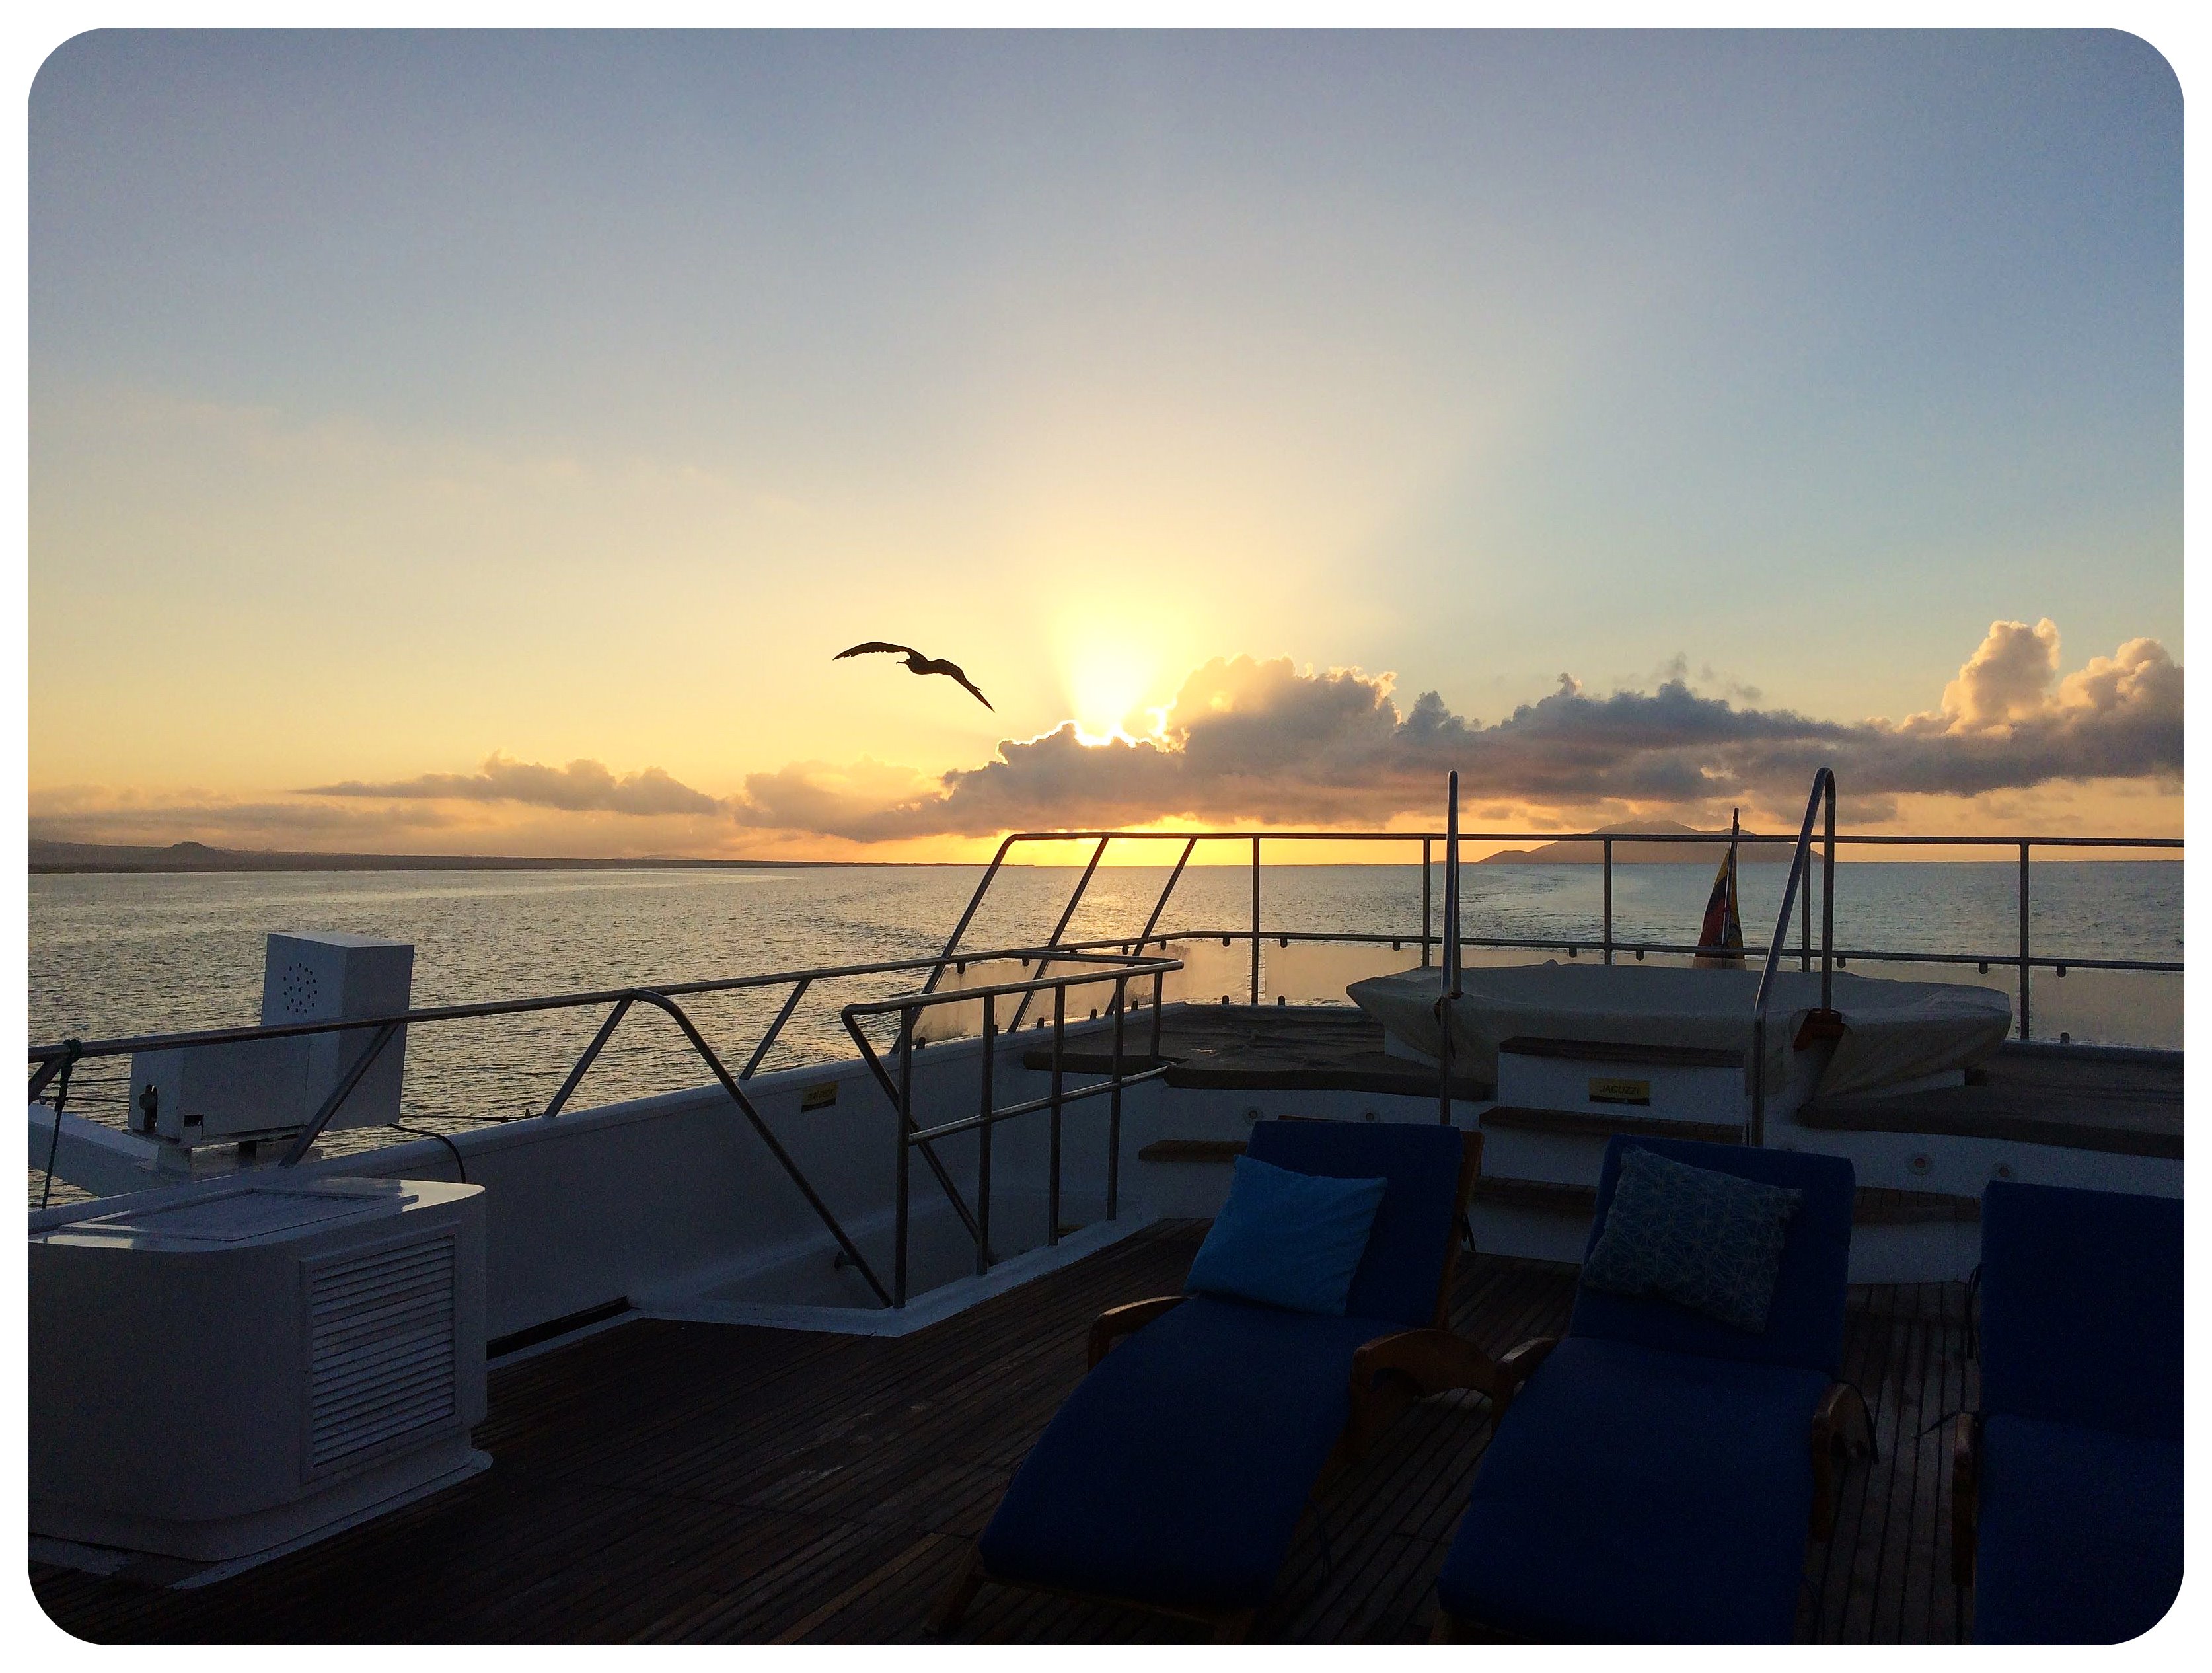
734;620;2180;838
296;620;2180;840
307;752;721;817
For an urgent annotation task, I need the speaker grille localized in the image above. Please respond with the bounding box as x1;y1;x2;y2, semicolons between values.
307;1236;457;1474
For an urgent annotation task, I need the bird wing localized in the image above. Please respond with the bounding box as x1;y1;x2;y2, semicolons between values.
940;663;994;711
835;641;918;659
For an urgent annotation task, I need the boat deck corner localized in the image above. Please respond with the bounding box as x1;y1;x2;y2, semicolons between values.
32;1220;1977;1643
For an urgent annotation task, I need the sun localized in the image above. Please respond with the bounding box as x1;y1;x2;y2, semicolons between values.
1065;636;1163;745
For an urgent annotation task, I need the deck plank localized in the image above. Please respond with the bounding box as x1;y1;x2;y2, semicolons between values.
32;1217;1968;1644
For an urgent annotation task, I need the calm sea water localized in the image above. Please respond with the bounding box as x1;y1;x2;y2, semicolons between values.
27;860;2182;1164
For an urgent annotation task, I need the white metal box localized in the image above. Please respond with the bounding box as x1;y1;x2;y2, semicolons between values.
30;1175;487;1564
127;931;414;1148
262;931;414;1127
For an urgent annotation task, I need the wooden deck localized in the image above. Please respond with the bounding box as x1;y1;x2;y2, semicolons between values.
31;1222;1976;1643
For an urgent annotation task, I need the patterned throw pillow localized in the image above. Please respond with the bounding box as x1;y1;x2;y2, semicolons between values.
1581;1147;1804;1333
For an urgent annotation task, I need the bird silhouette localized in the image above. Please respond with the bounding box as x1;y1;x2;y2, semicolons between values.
834;642;994;710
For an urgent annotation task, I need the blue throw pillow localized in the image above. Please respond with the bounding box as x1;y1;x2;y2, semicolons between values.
1581;1146;1803;1333
1185;1155;1389;1316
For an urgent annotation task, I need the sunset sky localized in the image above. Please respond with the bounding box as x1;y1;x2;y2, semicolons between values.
27;30;2182;861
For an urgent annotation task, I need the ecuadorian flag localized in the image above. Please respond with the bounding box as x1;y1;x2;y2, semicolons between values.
1695;816;1745;965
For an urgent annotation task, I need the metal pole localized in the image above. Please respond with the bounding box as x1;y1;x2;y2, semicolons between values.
976;993;995;1277
1250;836;1262;1004
542;997;633;1117
895;1012;913;1307
740;977;811;1080
1010;836;1110;1032
1422;837;1434;966
2019;841;2032;1040
1602;839;1614;965
1138;837;1198;944
1800;856;1812;973
1437;771;1462;1125
1821;777;1837;1010
1108;975;1128;1220
924;836;1018;994
640;993;893;1307
277;1021;400;1168
1048;983;1064;1247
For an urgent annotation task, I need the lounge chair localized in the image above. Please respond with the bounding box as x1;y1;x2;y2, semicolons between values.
1954;1180;2182;1643
931;1117;1495;1640
1433;1135;1866;1642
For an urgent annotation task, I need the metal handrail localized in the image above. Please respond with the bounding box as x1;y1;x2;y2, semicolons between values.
840;951;1181;1306
28;813;2181;1210
927;823;2178;1034
1748;770;1839;1146
25;932;1177;1072
24;932;1181;1286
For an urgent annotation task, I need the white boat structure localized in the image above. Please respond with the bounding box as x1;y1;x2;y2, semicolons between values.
25;771;2182;1639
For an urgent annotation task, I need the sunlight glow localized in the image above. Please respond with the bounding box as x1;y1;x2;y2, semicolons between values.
1064;632;1164;745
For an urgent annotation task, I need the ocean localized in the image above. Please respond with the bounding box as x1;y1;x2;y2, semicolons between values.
27;859;2182;1168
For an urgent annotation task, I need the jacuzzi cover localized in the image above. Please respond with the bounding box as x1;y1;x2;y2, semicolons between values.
1346;961;2013;1098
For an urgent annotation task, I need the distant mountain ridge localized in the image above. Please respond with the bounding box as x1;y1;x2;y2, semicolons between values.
26;839;946;874
1478;820;1794;864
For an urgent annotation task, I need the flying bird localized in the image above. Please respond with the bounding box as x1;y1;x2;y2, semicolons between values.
834;641;995;710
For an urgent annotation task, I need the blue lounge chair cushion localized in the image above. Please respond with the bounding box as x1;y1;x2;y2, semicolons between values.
1245;1118;1469;1327
1979;1181;2182;1441
1185;1156;1389;1316
977;1296;1394;1610
1436;1335;1831;1641
1972;1413;2182;1644
1582;1145;1803;1332
1569;1138;1855;1376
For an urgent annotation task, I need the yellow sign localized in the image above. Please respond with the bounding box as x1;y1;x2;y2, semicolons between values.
1588;1077;1652;1107
800;1082;838;1111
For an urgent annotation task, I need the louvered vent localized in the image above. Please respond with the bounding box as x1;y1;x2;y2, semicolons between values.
307;1236;457;1475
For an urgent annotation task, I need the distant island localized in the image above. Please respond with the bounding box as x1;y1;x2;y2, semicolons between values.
1479;820;1796;865
27;839;973;875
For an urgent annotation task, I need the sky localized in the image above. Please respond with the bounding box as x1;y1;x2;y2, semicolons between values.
25;29;2184;861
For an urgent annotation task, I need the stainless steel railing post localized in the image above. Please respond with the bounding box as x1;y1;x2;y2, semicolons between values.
1108;975;1128;1222
1422;837;1434;967
542;997;634;1117
895;1012;914;1308
1750;768;1839;1148
1250;836;1263;1004
976;993;996;1277
277;1021;400;1168
2019;841;2032;1041
1602;838;1614;965
740;977;811;1080
1048;983;1065;1247
1010;836;1109;1032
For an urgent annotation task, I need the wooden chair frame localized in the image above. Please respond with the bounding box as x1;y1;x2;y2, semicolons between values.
931;1128;1497;1642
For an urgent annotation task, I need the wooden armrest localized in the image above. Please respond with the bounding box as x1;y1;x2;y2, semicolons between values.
1345;1327;1510;1458
1951;1413;1980;1588
1088;1295;1185;1368
1352;1328;1511;1403
1493;1336;1560;1419
1808;1382;1874;1536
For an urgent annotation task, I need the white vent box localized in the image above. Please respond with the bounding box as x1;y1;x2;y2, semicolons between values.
129;932;413;1148
30;1175;486;1564
262;932;413;1126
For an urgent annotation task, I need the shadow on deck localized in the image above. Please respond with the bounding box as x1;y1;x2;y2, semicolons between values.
31;1221;1974;1643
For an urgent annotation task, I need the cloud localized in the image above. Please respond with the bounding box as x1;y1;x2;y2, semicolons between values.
29;790;464;848
303;752;723;816
732;620;2182;838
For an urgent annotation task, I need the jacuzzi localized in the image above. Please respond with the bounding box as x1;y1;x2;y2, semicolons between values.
1347;960;2014;1101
